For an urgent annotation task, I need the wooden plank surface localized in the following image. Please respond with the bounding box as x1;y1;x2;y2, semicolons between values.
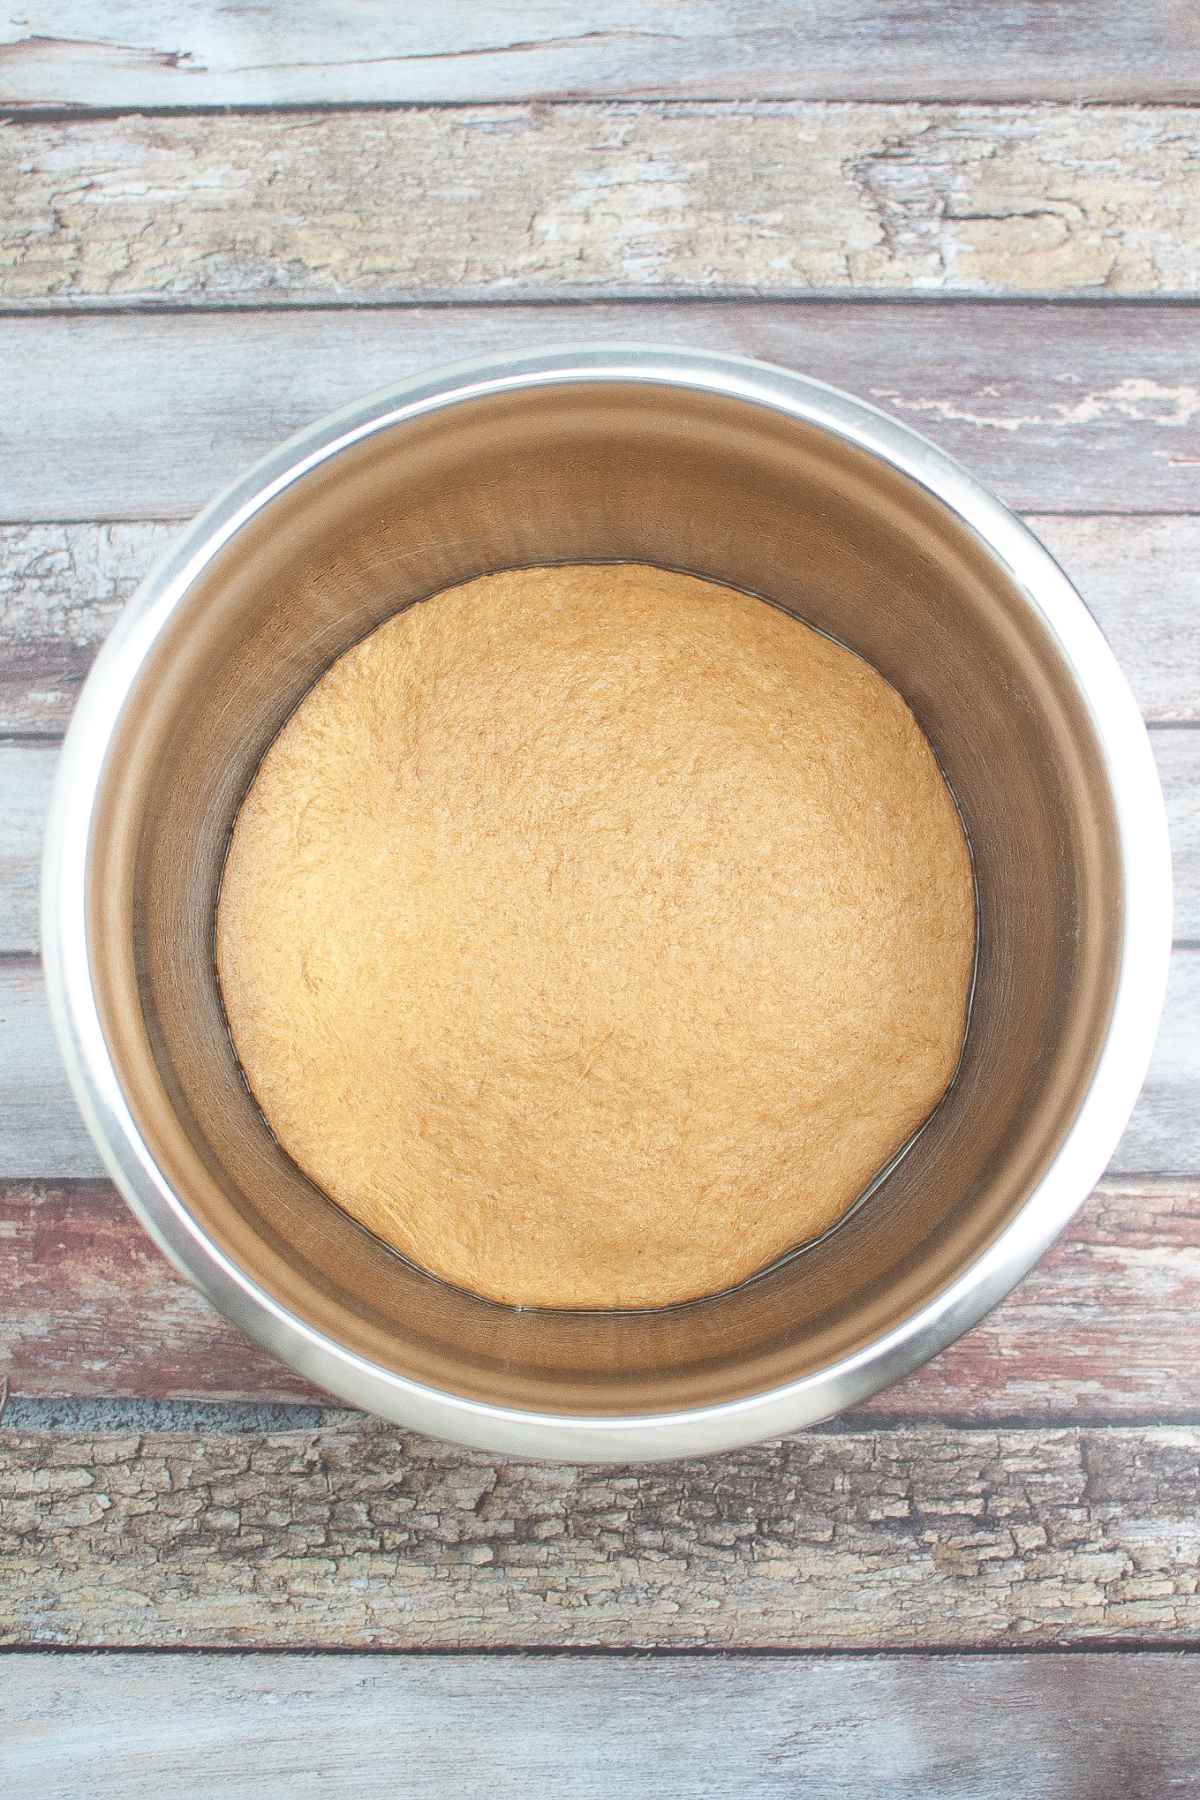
5;1176;1199;1420
4;514;1197;737
8;1651;1200;1800
6;305;1200;523
3;948;1194;1181
1;3;1193;109
4;1419;1199;1648
2;7;1196;1770
0;745;52;950
0;958;99;1176
0;522;172;735
1159;731;1200;939
6;104;1199;306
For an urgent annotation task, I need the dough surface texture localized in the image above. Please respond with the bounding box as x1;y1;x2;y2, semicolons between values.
217;563;974;1309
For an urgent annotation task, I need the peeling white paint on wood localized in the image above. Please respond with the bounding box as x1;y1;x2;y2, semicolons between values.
5;306;1200;521
868;375;1200;435
4;104;1199;304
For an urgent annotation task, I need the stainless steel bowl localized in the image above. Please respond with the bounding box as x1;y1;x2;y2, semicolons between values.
43;346;1172;1461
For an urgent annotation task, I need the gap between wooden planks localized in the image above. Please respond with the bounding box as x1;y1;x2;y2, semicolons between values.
4;103;1199;306
4;7;1194;1713
5;305;1200;521
3;1418;1199;1648
3;1176;1199;1419
0;1;1192;107
7;1651;1200;1800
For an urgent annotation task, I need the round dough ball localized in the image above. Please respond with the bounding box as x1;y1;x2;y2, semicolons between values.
217;563;974;1309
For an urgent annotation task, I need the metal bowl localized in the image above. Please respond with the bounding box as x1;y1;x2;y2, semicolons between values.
43;346;1172;1461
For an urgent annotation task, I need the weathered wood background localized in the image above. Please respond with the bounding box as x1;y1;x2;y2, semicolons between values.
10;1654;1198;1800
2;3;1198;1791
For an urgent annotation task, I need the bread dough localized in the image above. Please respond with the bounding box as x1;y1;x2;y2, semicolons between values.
217;564;974;1309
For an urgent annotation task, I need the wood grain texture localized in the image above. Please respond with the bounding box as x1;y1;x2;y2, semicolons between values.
1134;951;1200;1173
4;515;1197;737
8;1651;1200;1800
4;1419;1200;1648
6;104;1200;305
1032;515;1200;728
2;949;1195;1181
4;1177;1199;1420
1;3;1194;108
2;3;1195;1720
5;306;1200;523
0;958;98;1177
0;1178;324;1404
1159;732;1200;941
0;744;52;951
0;521;173;733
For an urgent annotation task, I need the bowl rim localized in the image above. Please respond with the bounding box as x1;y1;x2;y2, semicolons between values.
42;344;1173;1461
